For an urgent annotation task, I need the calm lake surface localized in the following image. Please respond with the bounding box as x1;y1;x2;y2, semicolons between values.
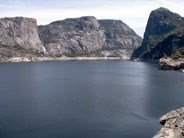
0;60;183;138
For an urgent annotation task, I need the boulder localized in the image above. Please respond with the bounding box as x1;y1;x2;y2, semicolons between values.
153;107;184;138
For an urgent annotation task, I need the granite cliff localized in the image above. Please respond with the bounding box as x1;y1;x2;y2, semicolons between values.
131;7;184;61
0;16;142;62
38;16;142;59
0;17;45;61
38;16;104;57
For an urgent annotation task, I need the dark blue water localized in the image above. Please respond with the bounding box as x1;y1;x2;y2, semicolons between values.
0;60;183;138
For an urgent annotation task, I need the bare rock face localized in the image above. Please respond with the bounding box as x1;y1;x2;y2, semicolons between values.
0;16;142;61
38;16;105;56
153;107;184;138
99;20;141;49
38;17;142;58
0;17;44;59
142;7;182;46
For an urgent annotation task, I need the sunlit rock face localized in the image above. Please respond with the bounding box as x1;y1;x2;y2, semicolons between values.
98;19;141;50
0;16;142;61
38;17;142;59
0;17;44;59
38;16;104;56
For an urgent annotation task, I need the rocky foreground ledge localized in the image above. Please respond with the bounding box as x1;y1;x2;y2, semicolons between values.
153;107;184;138
159;58;184;70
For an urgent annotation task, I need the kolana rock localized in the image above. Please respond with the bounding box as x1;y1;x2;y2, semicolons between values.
38;17;142;59
131;7;184;61
153;107;184;138
0;17;45;60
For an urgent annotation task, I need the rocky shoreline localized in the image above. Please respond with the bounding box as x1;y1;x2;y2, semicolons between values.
153;107;184;138
0;56;122;63
159;57;184;71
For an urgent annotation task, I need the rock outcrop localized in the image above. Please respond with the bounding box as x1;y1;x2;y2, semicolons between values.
131;7;184;61
38;17;142;59
153;107;184;138
159;57;184;70
0;17;44;60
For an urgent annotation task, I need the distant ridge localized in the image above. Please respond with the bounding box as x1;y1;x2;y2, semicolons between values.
0;16;142;62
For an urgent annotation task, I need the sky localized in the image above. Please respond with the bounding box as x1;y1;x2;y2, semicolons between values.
0;0;184;37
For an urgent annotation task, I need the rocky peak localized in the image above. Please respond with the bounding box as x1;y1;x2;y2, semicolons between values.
131;7;184;60
50;16;100;31
144;7;183;41
80;16;100;30
155;7;170;12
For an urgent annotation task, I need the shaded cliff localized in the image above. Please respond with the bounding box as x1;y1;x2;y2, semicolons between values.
38;16;142;58
0;17;44;60
131;7;184;61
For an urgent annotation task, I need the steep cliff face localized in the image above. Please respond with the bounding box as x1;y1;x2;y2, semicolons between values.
139;29;184;60
131;7;184;61
0;16;141;61
38;17;142;58
0;17;44;59
38;16;104;56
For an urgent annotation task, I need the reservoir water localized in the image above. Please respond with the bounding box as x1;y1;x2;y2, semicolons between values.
0;60;183;138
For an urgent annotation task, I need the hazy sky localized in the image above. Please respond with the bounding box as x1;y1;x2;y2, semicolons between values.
0;0;184;36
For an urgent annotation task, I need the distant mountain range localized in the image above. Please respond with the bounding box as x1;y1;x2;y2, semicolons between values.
0;7;183;62
0;16;141;62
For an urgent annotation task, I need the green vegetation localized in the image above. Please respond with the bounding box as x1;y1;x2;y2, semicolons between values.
172;47;184;59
